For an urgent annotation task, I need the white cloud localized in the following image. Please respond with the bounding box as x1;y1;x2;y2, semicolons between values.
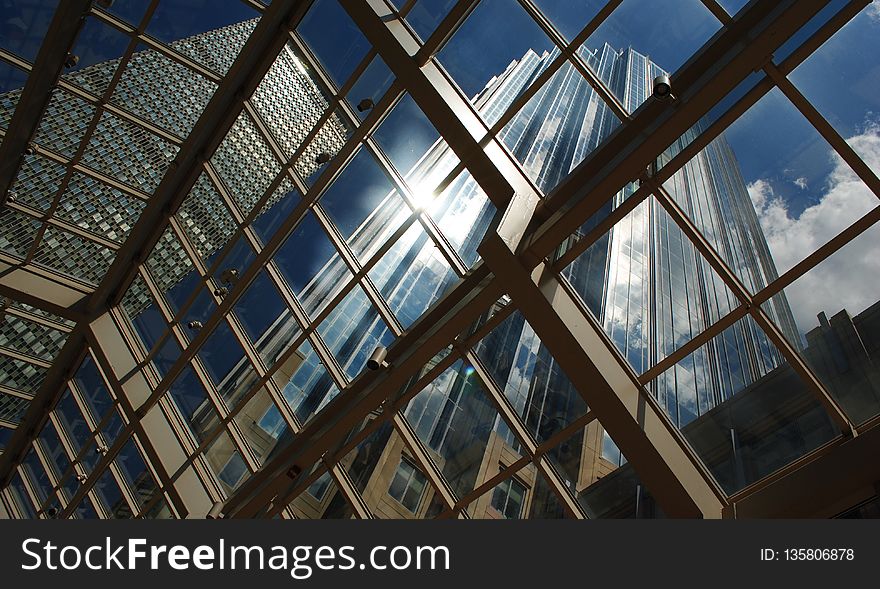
793;177;808;190
868;1;880;23
747;122;880;334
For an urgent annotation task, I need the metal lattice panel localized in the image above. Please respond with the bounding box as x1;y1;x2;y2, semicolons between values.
33;226;116;286
0;356;46;398
0;315;66;362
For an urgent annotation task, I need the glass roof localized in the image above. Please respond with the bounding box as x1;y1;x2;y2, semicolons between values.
0;0;878;520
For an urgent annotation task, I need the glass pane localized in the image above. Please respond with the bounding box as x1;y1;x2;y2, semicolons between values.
54;390;92;457
233;387;284;464
94;469;130;517
372;93;441;178
404;0;457;42
115;438;158;510
650;315;839;494
234;270;295;361
113;43;217;138
37;420;70;480
62;15;131;97
34;227;116;286
710;87;877;280
562;194;737;375
81;110;178;194
475;309;588;444
95;0;151;27
533;0;606;41
344;55;394;120
296;0;371;89
9;473;37;518
0;59;29;129
277;338;335;424
292;108;353;186
252;43;334;160
251;180;300;244
211;111;281;217
288;473;355;519
789;4;880;165
316;283;394;380
437;0;551;102
34;88;97;158
317;146;410;264
577;452;664;518
175;173;237;268
208;234;256;287
197;320;249;407
146;226;198;314
498;53;622;194
368;223;458;330
0;0;58;62
404;359;524;500
167;366;215;443
204;429;249;496
21;448;51;506
56;172;146;244
180;286;216;343
764;225;880;425
72;355;113;422
425;169;496;269
274;212;352;319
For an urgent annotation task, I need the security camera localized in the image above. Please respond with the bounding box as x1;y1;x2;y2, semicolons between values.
206;502;225;520
366;345;389;371
46;507;58;518
315;152;332;165
24;143;37;156
220;268;239;285
64;53;80;69
652;75;673;100
356;98;374;112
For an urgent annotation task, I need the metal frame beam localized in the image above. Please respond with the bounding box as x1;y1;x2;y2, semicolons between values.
478;233;725;518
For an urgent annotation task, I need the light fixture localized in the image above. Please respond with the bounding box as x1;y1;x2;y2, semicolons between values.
220;267;239;285
357;98;374;112
366;345;389;371
206;502;225;519
652;74;673;100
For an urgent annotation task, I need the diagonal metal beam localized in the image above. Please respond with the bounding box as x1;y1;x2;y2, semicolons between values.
521;0;835;268
343;0;526;209
478;232;726;518
0;0;93;207
223;269;504;517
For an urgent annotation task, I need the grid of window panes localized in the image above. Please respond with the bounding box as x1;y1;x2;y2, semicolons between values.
1;0;879;519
